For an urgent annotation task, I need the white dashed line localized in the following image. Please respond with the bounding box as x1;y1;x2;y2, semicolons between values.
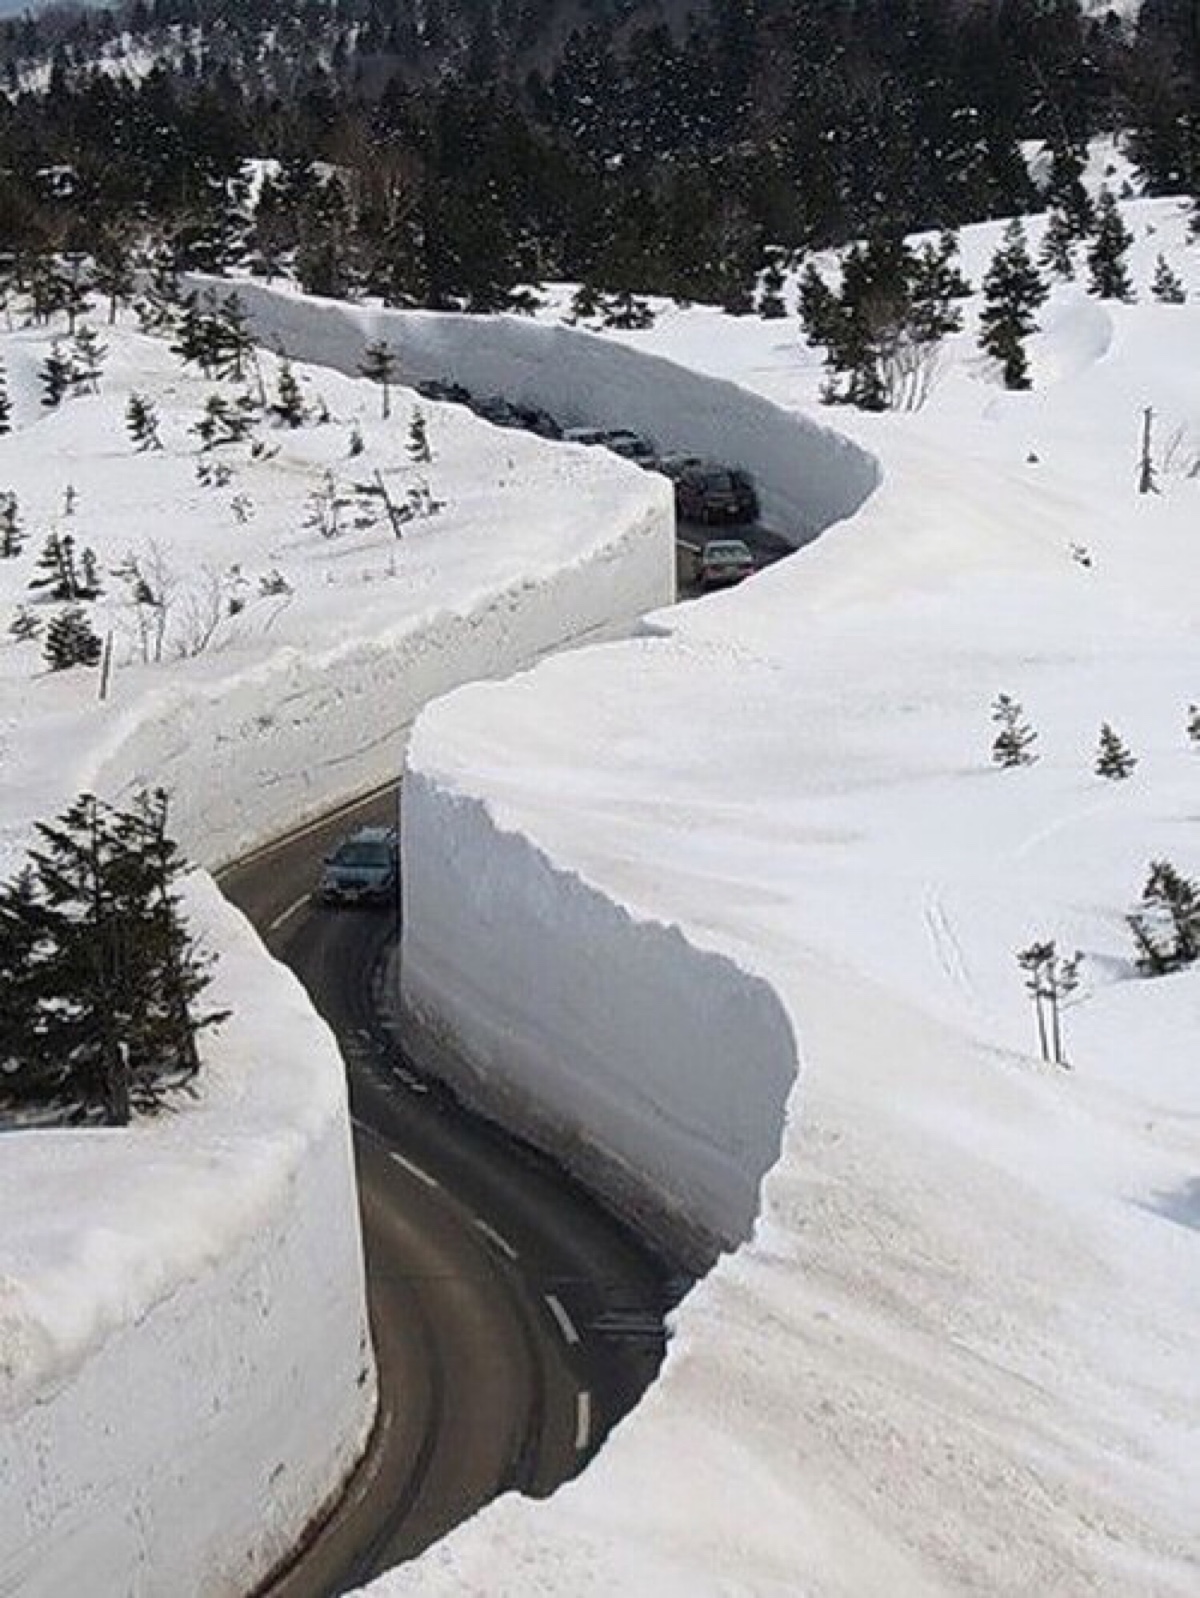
544;1292;580;1346
389;1151;440;1190
267;893;310;933
574;1390;592;1452
473;1217;519;1260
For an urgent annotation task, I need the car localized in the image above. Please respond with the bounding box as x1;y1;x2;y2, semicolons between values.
675;463;759;524
318;825;399;906
597;428;658;466
697;538;755;588
653;452;706;482
561;425;611;447
415;379;472;406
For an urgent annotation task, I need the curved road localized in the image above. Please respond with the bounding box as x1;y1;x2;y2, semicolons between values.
220;787;685;1596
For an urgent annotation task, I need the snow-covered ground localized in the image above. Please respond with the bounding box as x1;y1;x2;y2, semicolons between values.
387;197;1200;1593
0;304;671;1591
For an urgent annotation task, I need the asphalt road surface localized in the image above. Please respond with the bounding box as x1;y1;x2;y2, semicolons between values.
220;790;685;1596
677;519;796;596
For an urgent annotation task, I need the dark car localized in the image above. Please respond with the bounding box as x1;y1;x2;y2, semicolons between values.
697;538;755;588
415;379;472;406
675;463;759;524
318;826;399;906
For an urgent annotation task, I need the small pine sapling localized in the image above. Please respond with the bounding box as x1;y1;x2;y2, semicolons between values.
0;491;24;558
1039;209;1077;281
757;253;788;319
407;407;432;465
347;421;364;457
40;342;73;408
1128;861;1200;974
28;531;80;601
70;326;107;395
1017;940;1083;1067
1087;189;1135;302
991;693;1039;767
359;339;399;420
1094;722;1137;779
77;546;103;600
1187;703;1200;748
270;355;306;427
43;604;103;670
0;359;11;433
8;604;40;641
126;392;164;451
1151;254;1186;305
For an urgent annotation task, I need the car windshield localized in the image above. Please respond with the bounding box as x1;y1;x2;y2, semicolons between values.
332;842;392;868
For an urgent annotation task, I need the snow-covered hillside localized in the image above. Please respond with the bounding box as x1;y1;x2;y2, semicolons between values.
389;197;1200;1593
0;303;672;1592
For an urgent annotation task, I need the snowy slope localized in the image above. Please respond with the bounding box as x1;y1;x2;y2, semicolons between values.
386;197;1200;1594
1;304;671;1592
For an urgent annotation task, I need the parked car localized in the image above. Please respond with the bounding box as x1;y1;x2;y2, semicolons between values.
415;379;472;406
653;452;706;482
675;463;759;524
598;428;658;466
562;425;612;447
697;538;755;588
318;826;399;906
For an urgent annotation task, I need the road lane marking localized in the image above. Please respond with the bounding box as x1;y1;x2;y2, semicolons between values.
267;893;311;933
389;1152;440;1190
473;1217;518;1260
545;1292;580;1346
575;1390;592;1452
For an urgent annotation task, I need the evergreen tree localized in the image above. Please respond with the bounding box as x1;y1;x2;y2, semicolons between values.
359;339;399;419
1128;860;1200;975
1039;209;1077;280
214;294;256;384
43;605;102;670
1151;254;1186;304
797;263;841;349
1187;702;1200;748
0;491;24;558
28;532;81;601
70;326;107;395
92;230;135;325
757;253;788;319
979;222;1048;390
1087;189;1135;302
0;359;11;434
8;605;40;641
269;356;306;427
78;546;102;601
407;407;431;465
40;342;73;408
1044;141;1094;238
991;692;1038;767
126;391;164;451
0;791;222;1122
1095;722;1137;779
569;282;602;323
192;393;255;450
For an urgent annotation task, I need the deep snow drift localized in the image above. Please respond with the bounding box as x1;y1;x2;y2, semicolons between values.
388;196;1200;1593
0;304;671;1592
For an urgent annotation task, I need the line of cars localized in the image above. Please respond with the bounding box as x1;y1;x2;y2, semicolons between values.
416;380;761;588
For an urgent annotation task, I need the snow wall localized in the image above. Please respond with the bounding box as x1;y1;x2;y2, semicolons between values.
1;882;373;1598
195;277;881;541
4;298;675;1594
401;772;797;1263
388;324;880;1261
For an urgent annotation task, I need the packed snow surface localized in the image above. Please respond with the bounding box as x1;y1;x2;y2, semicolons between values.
387;197;1200;1593
0;301;671;1592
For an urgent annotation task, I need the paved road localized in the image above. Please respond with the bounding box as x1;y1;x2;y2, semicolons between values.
676;520;796;596
220;790;684;1596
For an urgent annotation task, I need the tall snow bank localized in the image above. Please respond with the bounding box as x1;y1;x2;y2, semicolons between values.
197;277;880;541
401;765;795;1261
1;880;374;1598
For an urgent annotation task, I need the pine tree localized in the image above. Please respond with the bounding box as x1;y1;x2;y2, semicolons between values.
1095;722;1137;779
0;791;223;1122
8;605;40;641
1087;189;1135;302
92;231;135;325
0;491;24;558
1044;141;1094;238
0;358;11;434
78;546;102;601
43;605;102;670
1186;703;1200;748
407;407;431;465
269;356;306;426
70;326;107;395
359;339;399;419
347;421;365;457
40;342;73;408
569;282;602;323
757;253;787;319
192;394;255;450
991;692;1038;767
1151;254;1186;304
797;263;841;348
1039;209;1077;281
1128;860;1200;975
28;532;80;601
979;222;1048;390
126;392;164;451
214;294;257;385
